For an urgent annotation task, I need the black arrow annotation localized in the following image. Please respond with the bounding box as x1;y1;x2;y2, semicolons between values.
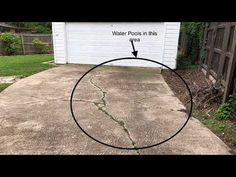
130;40;138;58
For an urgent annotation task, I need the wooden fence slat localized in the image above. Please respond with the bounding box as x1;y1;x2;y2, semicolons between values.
200;23;208;65
23;43;51;45
216;23;231;87
206;25;217;78
51;34;53;51
21;34;25;55
223;24;236;102
20;34;52;37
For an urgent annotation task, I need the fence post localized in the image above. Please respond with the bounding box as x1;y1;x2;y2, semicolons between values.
223;29;236;102
21;34;25;55
50;34;53;53
206;24;217;78
215;23;231;88
200;23;208;66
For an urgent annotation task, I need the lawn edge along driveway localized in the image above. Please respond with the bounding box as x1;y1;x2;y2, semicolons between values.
0;54;55;92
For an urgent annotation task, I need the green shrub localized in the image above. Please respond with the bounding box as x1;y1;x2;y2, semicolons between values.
34;25;51;34
32;38;49;54
0;33;21;55
215;94;236;120
177;51;192;69
180;22;205;64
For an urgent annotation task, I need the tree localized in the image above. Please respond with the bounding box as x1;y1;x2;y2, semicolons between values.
6;22;52;34
180;22;205;64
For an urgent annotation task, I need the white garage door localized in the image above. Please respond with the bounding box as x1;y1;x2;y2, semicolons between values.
66;22;165;67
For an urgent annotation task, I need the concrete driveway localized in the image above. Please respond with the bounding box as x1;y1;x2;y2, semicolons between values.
0;64;231;154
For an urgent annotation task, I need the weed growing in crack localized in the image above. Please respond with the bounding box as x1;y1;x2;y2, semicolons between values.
119;121;125;126
89;76;140;154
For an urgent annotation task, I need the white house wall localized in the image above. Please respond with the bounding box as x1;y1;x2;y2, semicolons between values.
66;22;166;67
52;22;180;69
162;22;180;69
52;22;67;64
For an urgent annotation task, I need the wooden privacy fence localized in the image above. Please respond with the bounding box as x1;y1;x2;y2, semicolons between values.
0;34;53;55
201;22;236;102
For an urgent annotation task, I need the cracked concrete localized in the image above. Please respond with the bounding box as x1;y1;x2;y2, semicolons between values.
89;76;140;154
0;64;232;154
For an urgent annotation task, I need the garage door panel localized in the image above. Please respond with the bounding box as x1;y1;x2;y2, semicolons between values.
66;23;165;67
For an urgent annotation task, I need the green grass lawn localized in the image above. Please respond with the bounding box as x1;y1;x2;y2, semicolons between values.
0;54;55;92
0;83;12;92
193;109;236;153
0;54;55;77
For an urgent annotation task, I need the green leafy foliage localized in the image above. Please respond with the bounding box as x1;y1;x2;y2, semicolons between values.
32;38;49;54
6;22;52;34
180;22;205;65
215;94;236;120
177;51;198;69
177;51;191;68
0;33;21;55
33;25;51;33
0;83;11;92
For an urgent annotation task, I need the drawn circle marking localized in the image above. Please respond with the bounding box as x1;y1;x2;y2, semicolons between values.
70;57;193;150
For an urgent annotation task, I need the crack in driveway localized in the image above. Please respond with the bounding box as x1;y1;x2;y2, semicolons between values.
89;76;140;154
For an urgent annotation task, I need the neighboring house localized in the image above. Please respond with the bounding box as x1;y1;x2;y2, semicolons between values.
0;23;32;34
52;22;180;69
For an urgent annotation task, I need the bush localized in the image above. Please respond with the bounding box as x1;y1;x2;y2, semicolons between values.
0;33;21;55
180;22;205;64
215;94;236;120
32;38;49;54
34;25;51;34
176;51;192;69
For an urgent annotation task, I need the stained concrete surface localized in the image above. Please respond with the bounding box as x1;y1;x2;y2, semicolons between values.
0;64;231;154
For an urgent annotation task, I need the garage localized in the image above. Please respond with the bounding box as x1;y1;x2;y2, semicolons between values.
52;22;180;69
